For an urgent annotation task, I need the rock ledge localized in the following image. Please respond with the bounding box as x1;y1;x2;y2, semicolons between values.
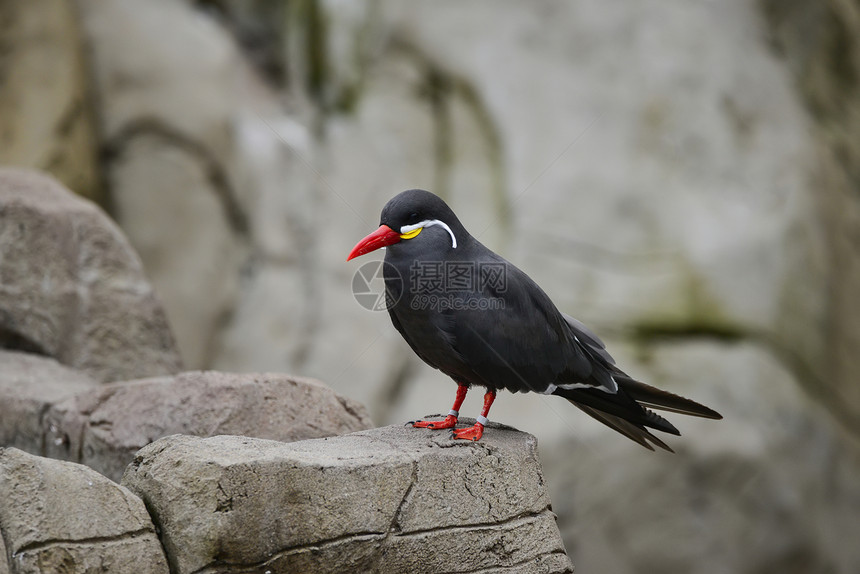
122;422;572;574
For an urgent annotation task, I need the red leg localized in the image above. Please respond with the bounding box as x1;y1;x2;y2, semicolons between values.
411;383;468;430
452;389;496;441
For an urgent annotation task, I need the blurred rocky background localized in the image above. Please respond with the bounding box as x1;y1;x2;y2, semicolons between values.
2;0;860;572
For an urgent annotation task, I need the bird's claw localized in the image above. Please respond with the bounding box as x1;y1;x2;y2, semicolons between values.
451;423;484;441
411;415;458;430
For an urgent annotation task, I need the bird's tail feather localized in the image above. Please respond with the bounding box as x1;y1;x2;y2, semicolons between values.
616;376;723;419
554;386;680;435
554;375;721;452
570;403;674;452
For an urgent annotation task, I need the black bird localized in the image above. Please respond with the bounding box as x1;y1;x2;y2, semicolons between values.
347;189;721;450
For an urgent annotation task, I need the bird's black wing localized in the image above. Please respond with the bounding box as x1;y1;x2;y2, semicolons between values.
450;255;617;394
561;313;616;365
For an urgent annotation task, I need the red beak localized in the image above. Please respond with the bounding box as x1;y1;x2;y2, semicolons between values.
347;225;401;261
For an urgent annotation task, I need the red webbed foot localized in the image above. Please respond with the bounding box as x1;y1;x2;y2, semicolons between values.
451;422;484;441
450;392;495;441
410;414;458;430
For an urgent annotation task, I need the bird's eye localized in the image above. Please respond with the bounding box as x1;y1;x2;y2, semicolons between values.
409;212;419;221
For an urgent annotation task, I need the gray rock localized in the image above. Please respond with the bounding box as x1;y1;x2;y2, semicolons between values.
75;0;236;157
45;371;373;482
75;0;249;369
0;0;101;202
0;350;99;456
0;447;168;574
0;168;182;383
104;135;247;370
122;424;572;574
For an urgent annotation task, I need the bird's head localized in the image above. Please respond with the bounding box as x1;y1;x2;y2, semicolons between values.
347;189;465;261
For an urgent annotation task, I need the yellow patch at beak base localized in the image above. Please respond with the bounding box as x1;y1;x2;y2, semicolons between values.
400;227;422;240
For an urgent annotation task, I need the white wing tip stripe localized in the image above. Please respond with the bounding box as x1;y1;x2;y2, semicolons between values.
541;377;619;395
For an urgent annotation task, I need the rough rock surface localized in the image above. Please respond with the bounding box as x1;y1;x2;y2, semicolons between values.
0;447;168;574
123;424;572;574
0;350;99;456
44;370;373;482
0;168;182;382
